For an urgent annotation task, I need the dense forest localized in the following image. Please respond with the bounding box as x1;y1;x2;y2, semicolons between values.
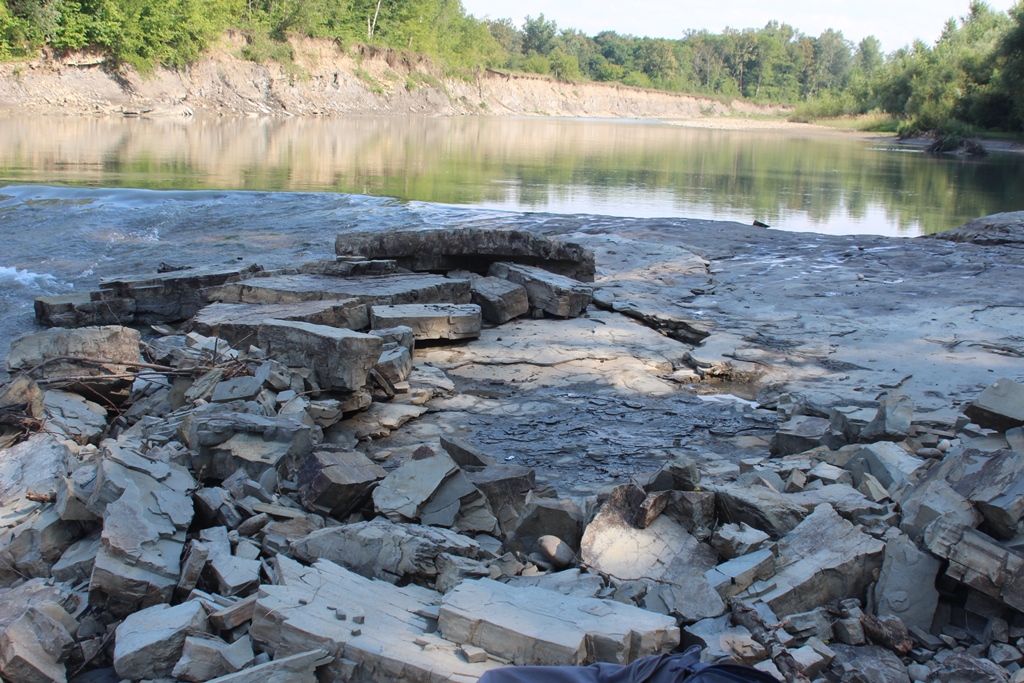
0;0;1022;132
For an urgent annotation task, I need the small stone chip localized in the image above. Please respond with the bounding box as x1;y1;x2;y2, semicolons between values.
352;615;365;624
458;645;489;663
351;629;362;636
335;610;347;621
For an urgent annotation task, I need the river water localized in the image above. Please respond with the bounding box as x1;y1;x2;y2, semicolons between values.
1;114;1022;357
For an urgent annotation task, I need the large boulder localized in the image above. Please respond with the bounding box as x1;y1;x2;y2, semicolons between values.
931;211;1024;247
335;228;596;282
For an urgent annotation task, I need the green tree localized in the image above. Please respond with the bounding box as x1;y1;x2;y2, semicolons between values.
522;13;556;55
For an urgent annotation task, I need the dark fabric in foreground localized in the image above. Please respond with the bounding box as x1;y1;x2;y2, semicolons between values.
478;647;781;683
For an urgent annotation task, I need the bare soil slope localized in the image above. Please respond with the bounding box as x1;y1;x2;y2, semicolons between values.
0;34;786;119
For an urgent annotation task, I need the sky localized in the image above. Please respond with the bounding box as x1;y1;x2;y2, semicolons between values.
459;0;1020;53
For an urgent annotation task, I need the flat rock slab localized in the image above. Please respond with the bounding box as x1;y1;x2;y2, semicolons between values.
439;577;679;666
250;556;501;682
192;299;369;348
297;449;386;518
258;320;383;392
931;210;1024;247
97;263;263;323
114;600;210;680
489;262;593;318
335;228;596;282
0;579;75;683
923;517;1024;612
370;304;482;341
205;273;471;308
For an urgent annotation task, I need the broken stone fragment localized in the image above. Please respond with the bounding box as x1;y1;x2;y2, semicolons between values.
35;291;135;328
191;299;369;348
257;320;383;392
713;522;771;560
251;556;500;681
370;303;482;341
0;579;75;683
181;410;312;482
375;343;413;386
770;415;845;456
6;325;141;403
292;519;483;584
506;494;585;557
470;277;530;324
368;325;415;352
580;484;724;622
51;532;101;584
843;442;926;496
873;532;941;632
0;507;84;583
340;401;428;440
744;504;884;617
488;262;593;318
113;600;210;680
297;449;386;518
440;578;678;666
537;535;575;569
662;490;717;540
42;390;108;445
172;634;253;682
466;464;535;536
923;517;1024;612
965;378;1024;432
899;478;982;541
860;393;914;442
704;548;776;600
372;452;498;533
334;228;596;282
711;484;808;539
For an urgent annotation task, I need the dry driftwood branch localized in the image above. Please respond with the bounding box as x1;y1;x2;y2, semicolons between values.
730;598;811;683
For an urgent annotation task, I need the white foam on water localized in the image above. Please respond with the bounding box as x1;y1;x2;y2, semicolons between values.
0;265;65;291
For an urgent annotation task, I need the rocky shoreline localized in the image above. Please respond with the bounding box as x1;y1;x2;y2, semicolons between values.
1;214;1024;682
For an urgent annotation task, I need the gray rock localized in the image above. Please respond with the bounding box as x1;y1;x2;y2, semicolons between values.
172;634;251;682
113;601;210;680
291;519;482;584
0;579;75;683
747;504;884;617
206;273;471;308
488;262;593;318
933;210;1024;247
0;506;83;583
712;522;770;560
952;449;1024;539
440;435;499;469
470;276;530;324
250;556;499;681
466;465;535;535
538;535;576;569
862;393;915;441
439;578;679;665
42;390;108;445
368;325;415;351
372;453;498;533
704;548;777;600
580;484;724;621
35;291;135;328
258;320;383;392
770;415;845;455
923;517;1024;612
830;644;911;683
844;442;926;495
88;441;196;616
370;304;482;341
900;478;982;541
927;652;1010;682
334;228;596;281
507;494;585;556
210;376;263;404
375;344;413;385
51;532;101;584
297;449;386;518
191;299;369;348
874;532;941;632
663;490;717;540
965;378;1024;432
200;649;329;683
181;410;312;482
6;325;141;403
712;484;808;539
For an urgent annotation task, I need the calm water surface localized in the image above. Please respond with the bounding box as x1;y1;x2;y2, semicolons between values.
1;114;1023;358
1;115;1022;237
